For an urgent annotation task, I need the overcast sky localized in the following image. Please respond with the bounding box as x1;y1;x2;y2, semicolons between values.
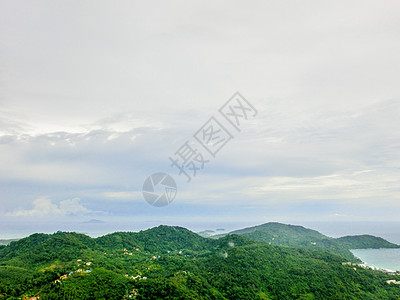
1;1;400;235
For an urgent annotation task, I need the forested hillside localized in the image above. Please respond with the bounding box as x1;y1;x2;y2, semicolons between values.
0;225;399;299
214;222;400;262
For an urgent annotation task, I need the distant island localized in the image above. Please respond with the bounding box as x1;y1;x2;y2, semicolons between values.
81;219;106;224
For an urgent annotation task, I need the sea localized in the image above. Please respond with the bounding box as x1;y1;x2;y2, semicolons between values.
351;249;400;272
305;221;400;272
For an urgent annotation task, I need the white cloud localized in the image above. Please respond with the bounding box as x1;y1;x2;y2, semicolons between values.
7;197;92;217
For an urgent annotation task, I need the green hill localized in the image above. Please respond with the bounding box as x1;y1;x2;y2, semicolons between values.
215;222;399;262
96;225;210;253
335;235;400;249
0;225;400;299
0;232;95;268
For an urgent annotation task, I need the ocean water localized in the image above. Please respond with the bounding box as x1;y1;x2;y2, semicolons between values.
351;248;400;272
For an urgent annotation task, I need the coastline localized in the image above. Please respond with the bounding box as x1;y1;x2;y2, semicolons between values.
350;248;400;273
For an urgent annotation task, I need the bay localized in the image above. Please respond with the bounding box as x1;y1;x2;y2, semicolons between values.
351;248;400;272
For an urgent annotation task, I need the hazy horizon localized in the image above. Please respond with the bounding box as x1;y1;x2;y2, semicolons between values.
2;220;400;246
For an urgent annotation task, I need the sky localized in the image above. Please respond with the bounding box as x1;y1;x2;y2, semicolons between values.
1;1;400;237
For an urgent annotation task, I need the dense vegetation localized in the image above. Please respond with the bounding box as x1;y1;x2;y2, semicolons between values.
336;235;400;249
215;222;400;262
0;225;399;299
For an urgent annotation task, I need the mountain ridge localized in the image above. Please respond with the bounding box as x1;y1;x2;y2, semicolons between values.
211;222;399;262
1;224;400;299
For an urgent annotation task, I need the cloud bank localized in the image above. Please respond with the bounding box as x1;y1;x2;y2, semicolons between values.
7;198;92;217
0;1;399;229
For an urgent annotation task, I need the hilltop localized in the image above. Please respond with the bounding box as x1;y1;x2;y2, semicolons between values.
214;222;400;262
